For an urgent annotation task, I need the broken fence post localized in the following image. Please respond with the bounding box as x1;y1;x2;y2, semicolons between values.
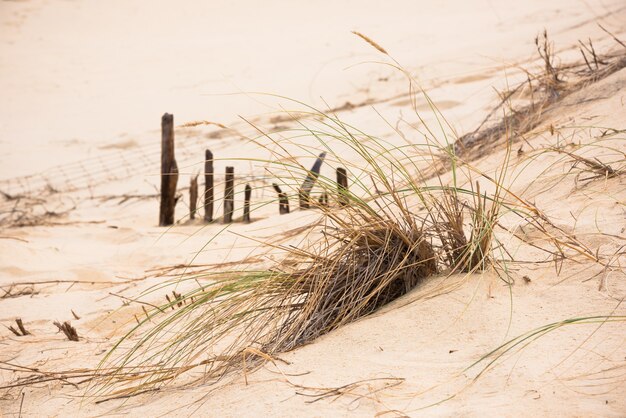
336;167;348;206
272;183;290;214
159;113;179;226
204;149;214;222
299;152;326;209
8;318;30;337
189;174;198;220
243;184;251;223
318;191;328;207
224;166;234;223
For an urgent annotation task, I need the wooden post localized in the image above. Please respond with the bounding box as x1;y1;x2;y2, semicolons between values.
224;166;234;223
204;149;214;222
318;191;328;207
272;183;290;214
336;167;348;206
159;113;179;226
299;152;326;209
243;184;251;223
189;174;198;219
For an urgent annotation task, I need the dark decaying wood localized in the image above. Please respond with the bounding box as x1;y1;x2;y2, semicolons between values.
204;149;214;222
53;321;79;341
336;167;348;206
243;184;251;223
159;113;179;226
16;318;29;335
189;175;198;219
318;192;328;207
272;183;290;214
8;318;30;337
224;166;234;223
299;152;326;209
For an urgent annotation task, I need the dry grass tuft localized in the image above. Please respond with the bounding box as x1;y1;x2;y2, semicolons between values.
0;193;76;228
7;318;30;337
293;377;405;404
53;321;79;342
434;181;501;273
273;219;438;348
551;146;623;184
456;30;626;158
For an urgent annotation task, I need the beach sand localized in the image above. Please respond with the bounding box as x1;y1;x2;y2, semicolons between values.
1;0;625;416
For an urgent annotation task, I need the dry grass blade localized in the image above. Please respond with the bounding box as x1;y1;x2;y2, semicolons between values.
294;377;405;404
177;120;228;129
597;23;626;50
467;314;626;380
0;361;98;391
550;146;621;183
351;31;388;55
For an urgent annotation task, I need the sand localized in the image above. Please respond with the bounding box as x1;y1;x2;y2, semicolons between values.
1;0;625;416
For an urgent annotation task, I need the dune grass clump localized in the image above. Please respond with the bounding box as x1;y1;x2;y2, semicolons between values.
90;31;606;400
270;211;438;349
91;95;560;400
91;108;505;397
433;180;504;273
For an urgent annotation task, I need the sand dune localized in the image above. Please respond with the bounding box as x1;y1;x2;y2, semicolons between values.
1;0;625;416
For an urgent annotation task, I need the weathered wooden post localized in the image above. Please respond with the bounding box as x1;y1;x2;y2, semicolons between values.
336;167;348;206
243;184;251;223
159;113;179;226
299;152;326;209
224;166;234;223
318;191;328;207
204;149;214;222
272;183;290;214
189;174;198;219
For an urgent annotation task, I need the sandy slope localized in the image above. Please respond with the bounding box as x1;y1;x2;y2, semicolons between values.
1;0;626;416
